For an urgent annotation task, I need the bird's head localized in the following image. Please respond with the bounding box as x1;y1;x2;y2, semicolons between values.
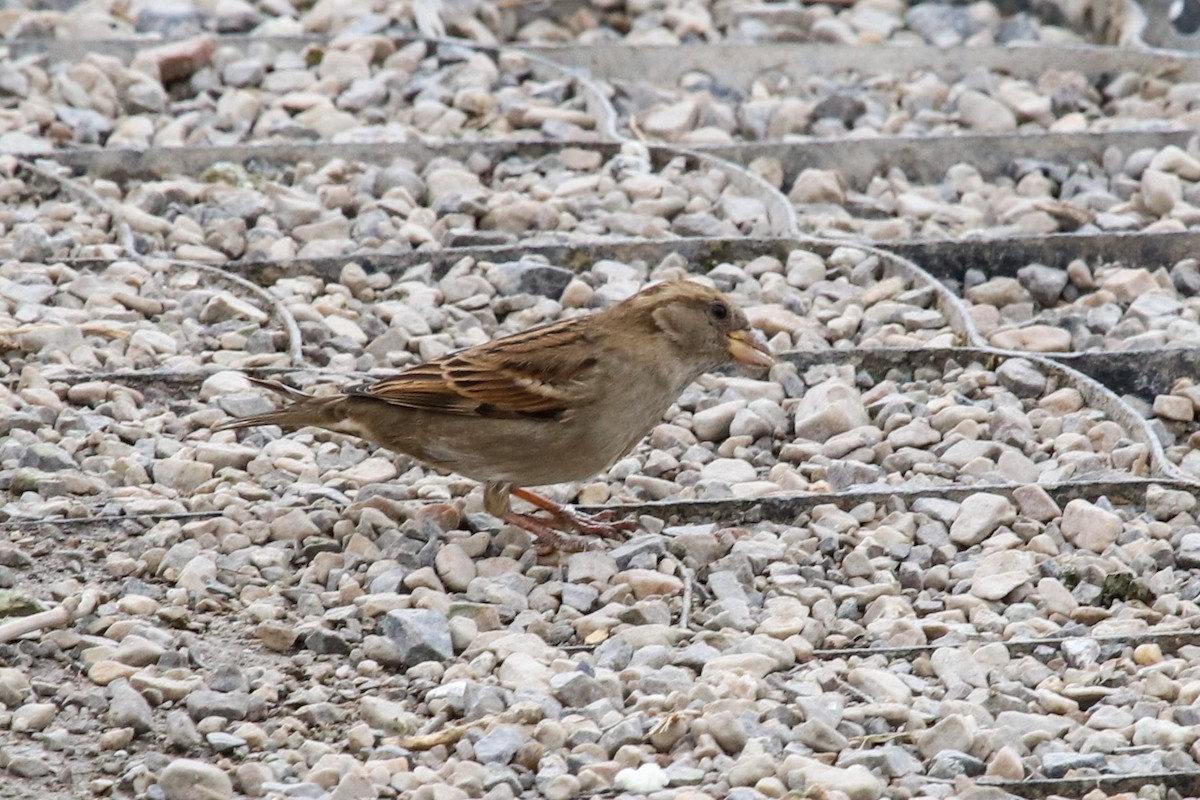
615;278;775;374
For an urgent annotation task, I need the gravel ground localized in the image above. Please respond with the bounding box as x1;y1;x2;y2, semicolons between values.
1;41;605;151
614;59;1198;146
962;257;1200;354
73;144;777;258
5;2;1200;800
783;139;1200;241
506;0;1097;47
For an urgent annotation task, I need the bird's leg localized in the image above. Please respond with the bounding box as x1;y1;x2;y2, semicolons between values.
510;488;637;538
484;482;588;552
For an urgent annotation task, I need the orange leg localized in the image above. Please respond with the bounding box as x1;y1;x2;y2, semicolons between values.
510;488;637;538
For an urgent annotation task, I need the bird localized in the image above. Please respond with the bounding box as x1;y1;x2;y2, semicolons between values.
212;278;774;550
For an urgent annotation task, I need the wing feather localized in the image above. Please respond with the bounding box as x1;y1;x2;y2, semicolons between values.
351;316;599;419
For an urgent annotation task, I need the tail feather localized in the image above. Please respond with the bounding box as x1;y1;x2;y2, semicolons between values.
245;376;311;399
211;376;352;433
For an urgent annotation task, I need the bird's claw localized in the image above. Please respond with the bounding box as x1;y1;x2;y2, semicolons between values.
503;505;636;553
504;512;597;553
507;488;637;543
552;506;637;538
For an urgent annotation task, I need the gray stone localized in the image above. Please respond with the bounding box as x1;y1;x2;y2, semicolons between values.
551;671;608;708
693;401;745;442
153;459;214;494
847;667;911;704
904;2;980;46
125;81;168;113
208;666;249;694
473;724;525;764
700;458;756;483
970;550;1036;601
0;132;53;154
108;679;153;734
6;757;50;778
1171;259;1200;295
381;608;453;666
213;0;262;31
223;58;265;87
199;292;269;324
166;708;201;749
794;395;870;442
918;714;975;759
940;439;1001;468
996;358;1047;397
995;711;1072;738
812;93;865;126
359;696;419;735
434;543;475;593
595;637;635;671
957;90;1018;133
56;106;114;141
1129;291;1183;324
826;460;887;491
795;693;844;729
158;759;233;800
609;535;665;570
838;745;921;778
996;15;1040;42
888;419;940;450
11;223;52;263
0;64;28;98
794;718;849;752
927;750;985;779
1060;499;1122;553
1146;484;1196;520
949;493;1015;547
304;629;351;655
361;635;407;668
600;715;646;754
784;757;883;799
1178;532;1200;569
960;278;1027;309
260;780;324;799
492;261;575;299
17;442;74;472
11;703;54;732
561;582;598;611
206;732;247;753
1042;752;1106;778
185;690;250;722
708;570;750;604
1062;637;1101;668
339;77;388;112
136;2;204;35
1017;263;1069;307
567;551;618;583
1013;484;1060;522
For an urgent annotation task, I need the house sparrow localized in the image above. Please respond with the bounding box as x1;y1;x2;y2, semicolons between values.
212;279;773;550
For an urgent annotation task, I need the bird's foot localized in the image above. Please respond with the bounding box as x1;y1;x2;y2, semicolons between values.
503;512;595;553
509;487;637;541
546;505;637;538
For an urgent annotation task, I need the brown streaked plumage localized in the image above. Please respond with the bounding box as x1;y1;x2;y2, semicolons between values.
212;278;773;550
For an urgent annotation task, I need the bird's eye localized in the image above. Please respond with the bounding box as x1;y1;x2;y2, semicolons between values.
709;301;729;320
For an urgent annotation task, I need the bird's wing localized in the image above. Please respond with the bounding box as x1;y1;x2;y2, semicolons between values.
353;316;600;420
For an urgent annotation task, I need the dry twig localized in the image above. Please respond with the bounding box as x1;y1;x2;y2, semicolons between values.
0;589;100;644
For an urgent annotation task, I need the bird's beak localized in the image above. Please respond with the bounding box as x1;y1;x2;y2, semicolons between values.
727;329;774;368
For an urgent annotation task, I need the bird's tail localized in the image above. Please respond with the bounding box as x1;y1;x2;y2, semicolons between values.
211;377;352;433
